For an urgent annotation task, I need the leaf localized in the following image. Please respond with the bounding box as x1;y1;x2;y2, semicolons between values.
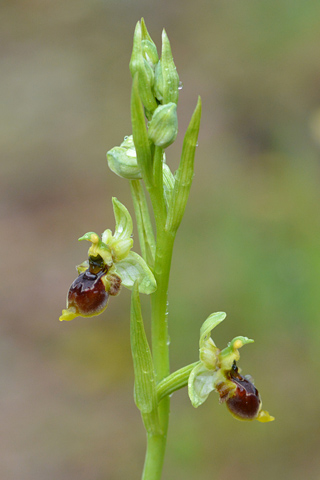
114;251;157;294
112;197;133;241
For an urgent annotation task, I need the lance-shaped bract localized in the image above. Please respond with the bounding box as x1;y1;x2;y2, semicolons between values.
160;29;180;105
130;283;160;433
166;96;202;233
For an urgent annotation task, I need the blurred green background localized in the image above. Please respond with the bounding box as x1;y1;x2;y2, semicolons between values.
1;0;320;479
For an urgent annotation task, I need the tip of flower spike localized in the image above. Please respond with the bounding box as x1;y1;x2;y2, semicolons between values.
59;308;78;322
257;410;275;423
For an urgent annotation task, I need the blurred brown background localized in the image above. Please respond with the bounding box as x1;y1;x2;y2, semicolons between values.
1;1;320;479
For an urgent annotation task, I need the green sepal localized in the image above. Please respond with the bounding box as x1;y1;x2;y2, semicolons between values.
161;29;180;105
200;312;226;347
166;96;202;233
131;74;153;186
111;197;133;241
130;283;160;433
188;362;217;408
114;251;157;294
129;21;158;114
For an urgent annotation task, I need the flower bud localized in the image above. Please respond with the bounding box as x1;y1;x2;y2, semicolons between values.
130;22;158;115
107;146;142;180
148;103;178;148
140;18;159;68
154;61;164;102
142;40;159;68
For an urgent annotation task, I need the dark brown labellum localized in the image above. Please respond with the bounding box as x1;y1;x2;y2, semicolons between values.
226;362;261;420
67;269;109;317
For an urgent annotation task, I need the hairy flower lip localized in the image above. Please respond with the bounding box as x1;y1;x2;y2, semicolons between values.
225;362;261;421
67;268;110;317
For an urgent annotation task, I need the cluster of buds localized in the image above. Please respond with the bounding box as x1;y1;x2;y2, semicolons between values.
59;198;156;321
107;20;180;183
130;19;179;148
188;312;274;422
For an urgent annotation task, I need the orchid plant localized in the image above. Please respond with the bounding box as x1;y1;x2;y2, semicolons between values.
60;19;274;480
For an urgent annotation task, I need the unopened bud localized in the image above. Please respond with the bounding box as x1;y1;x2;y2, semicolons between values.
154;61;164;102
107;146;142;180
130;22;158;115
142;40;159;68
148;103;178;148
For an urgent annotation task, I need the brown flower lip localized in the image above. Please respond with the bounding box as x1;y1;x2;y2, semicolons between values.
226;362;261;420
67;268;109;317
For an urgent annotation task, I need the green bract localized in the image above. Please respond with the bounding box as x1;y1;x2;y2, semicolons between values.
160;29;180;105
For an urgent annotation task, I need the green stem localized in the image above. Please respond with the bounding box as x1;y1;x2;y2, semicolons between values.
156;362;200;402
141;229;175;480
151;230;175;384
142;434;167;480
